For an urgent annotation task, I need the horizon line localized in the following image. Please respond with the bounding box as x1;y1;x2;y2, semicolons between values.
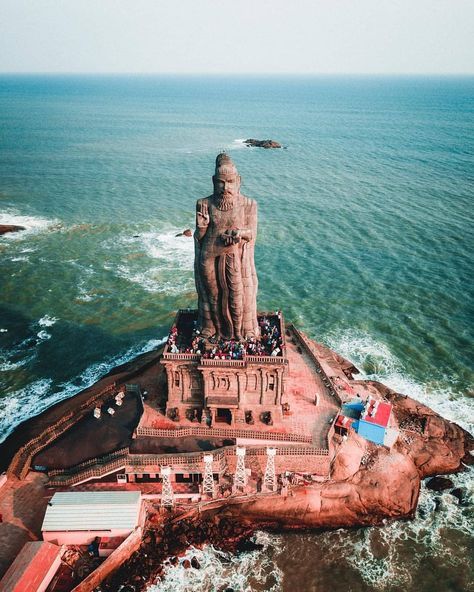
0;71;473;77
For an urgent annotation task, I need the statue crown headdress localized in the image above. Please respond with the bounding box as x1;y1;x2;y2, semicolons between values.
215;153;238;176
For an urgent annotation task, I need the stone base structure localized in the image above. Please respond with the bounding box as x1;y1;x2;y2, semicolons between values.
160;309;288;427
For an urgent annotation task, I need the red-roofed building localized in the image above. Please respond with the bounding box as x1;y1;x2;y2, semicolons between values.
334;414;354;437
0;541;63;592
355;397;392;445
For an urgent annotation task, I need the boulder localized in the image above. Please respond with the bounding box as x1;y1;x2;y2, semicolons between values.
426;476;454;491
244;139;282;149
450;487;470;505
0;224;26;236
175;228;193;237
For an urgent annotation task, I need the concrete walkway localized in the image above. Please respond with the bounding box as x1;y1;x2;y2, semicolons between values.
283;328;339;447
0;472;51;578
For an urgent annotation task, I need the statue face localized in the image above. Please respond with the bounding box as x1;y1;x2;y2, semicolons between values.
213;174;240;200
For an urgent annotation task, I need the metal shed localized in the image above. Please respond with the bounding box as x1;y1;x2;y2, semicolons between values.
41;491;143;546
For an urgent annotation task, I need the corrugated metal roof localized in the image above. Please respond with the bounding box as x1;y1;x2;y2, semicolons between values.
42;491;141;532
0;542;62;592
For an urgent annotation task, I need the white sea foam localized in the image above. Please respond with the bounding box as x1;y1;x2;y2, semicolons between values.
0;360;28;372
333;468;474;589
147;531;283;592
76;282;95;302
0;337;165;443
111;229;194;294
0;210;60;239
0;329;8;333
38;315;59;328
232;138;250;149
324;329;474;434
36;330;51;341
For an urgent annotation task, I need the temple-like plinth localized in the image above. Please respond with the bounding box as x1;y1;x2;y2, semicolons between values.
161;309;288;426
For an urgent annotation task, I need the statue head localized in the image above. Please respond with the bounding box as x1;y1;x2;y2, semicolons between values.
212;153;241;209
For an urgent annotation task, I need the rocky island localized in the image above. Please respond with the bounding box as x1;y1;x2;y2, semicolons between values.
244;138;282;148
0;154;471;592
0;224;26;236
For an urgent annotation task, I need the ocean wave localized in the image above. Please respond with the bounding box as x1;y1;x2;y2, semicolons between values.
110;229;195;294
38;315;59;328
147;531;283;592
115;266;194;295
232;138;250;149
0;209;61;239
119;229;194;268
333;468;474;589
0;337;165;443
324;329;474;434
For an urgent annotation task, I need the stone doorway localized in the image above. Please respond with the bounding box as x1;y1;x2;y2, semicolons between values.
215;408;232;425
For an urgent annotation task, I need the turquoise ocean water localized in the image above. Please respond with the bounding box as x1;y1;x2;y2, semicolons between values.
0;75;473;591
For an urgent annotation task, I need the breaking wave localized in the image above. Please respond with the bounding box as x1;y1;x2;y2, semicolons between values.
38;315;59;328
109;229;194;294
0;209;60;239
147;531;283;592
324;329;474;435
0;337;165;443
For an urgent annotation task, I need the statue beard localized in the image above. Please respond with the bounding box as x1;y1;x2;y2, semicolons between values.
214;192;236;211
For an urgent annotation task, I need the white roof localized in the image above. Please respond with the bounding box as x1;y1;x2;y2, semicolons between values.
42;491;141;532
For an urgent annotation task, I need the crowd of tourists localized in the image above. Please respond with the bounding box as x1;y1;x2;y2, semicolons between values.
166;315;284;358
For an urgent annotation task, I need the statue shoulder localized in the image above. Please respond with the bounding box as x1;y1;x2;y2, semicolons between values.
241;195;257;210
196;196;212;209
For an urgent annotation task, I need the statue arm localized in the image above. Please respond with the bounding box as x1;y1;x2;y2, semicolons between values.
195;199;209;242
221;200;257;245
244;199;257;243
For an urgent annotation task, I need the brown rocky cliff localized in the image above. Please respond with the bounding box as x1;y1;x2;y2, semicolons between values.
371;382;474;476
217;388;472;530
218;432;420;529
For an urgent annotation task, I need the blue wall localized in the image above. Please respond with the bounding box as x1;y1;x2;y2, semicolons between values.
357;420;385;445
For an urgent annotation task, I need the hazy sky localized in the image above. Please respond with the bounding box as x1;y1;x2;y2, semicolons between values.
0;0;473;74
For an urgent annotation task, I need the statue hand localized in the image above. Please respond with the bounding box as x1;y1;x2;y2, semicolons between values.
197;202;210;227
221;230;241;245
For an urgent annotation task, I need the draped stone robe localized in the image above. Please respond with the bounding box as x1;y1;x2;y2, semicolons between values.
194;194;258;340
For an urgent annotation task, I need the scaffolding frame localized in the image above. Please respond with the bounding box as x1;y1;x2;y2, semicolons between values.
233;446;247;491
263;447;277;492
202;454;215;497
160;465;174;508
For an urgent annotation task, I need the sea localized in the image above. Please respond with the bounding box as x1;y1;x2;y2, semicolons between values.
0;75;472;592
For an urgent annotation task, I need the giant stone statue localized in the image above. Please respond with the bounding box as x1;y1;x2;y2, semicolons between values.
194;154;259;341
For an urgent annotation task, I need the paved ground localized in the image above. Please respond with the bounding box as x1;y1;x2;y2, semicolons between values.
0;472;51;578
281;327;340;447
0;330;344;578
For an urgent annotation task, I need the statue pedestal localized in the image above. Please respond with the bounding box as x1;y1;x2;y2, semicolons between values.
161;309;289;427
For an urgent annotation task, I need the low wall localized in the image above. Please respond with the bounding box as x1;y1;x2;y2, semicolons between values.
71;527;143;592
7;383;118;479
136;425;312;443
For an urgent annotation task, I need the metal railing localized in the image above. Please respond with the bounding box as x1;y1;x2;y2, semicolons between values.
135;425;313;443
47;442;329;487
7;381;135;480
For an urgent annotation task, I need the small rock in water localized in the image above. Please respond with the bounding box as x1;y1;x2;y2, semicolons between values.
450;487;470;505
176;228;192;237
0;224;26;236
182;559;191;569
236;538;264;553
190;556;201;569
244;138;281;149
426;476;454;491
